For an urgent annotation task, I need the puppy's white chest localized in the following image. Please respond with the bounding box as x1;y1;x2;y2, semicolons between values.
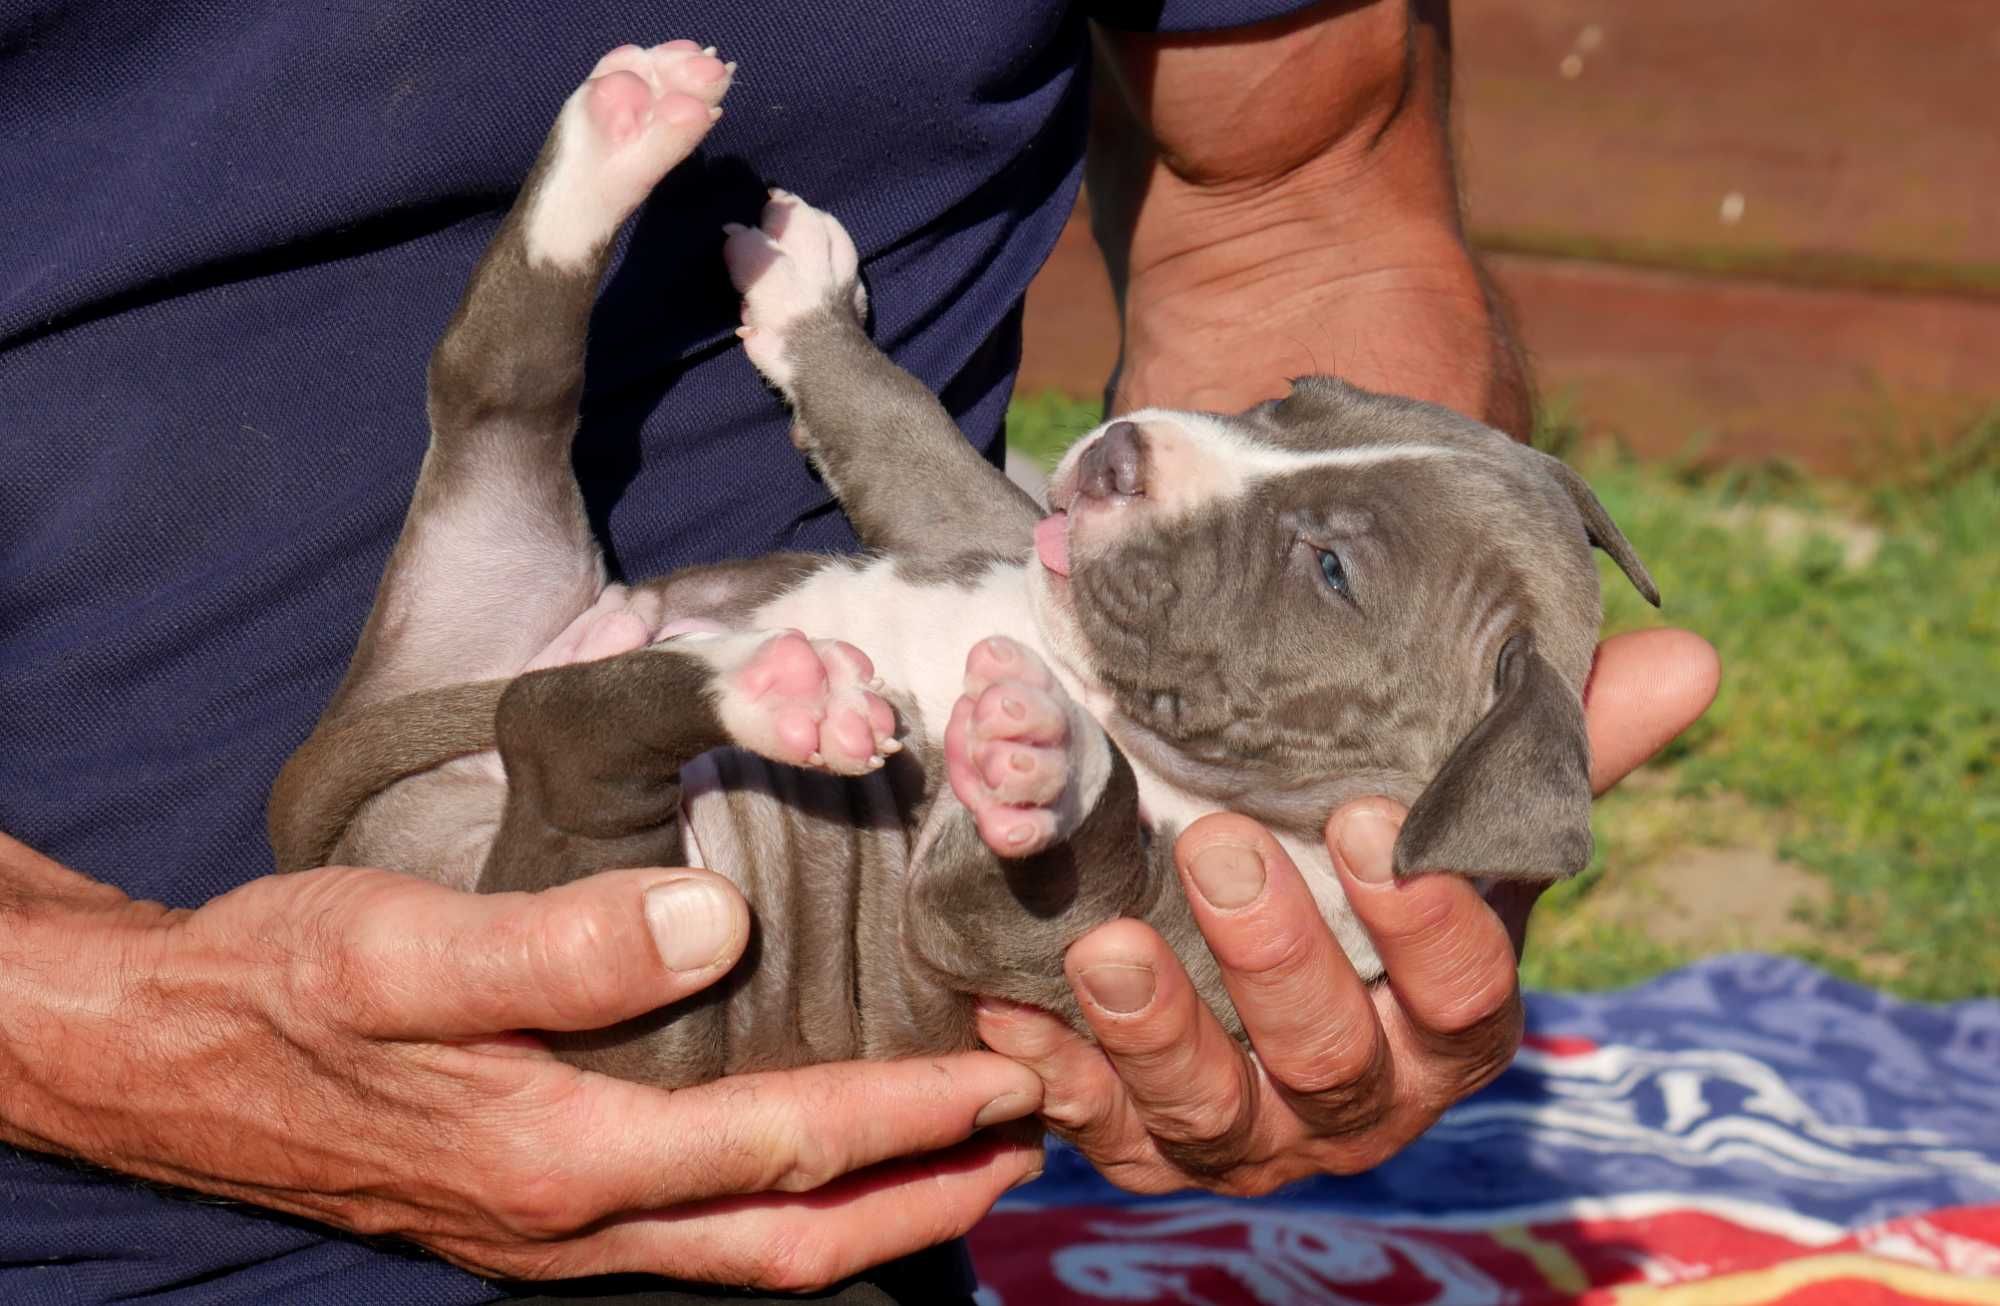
750;558;1047;737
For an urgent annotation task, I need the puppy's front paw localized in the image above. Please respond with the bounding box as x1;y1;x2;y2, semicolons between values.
524;41;735;271
945;636;1107;858
708;630;899;776
723;191;866;392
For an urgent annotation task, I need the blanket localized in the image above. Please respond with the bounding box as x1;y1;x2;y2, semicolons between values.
970;955;2000;1304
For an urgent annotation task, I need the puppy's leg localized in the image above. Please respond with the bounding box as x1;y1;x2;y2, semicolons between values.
904;637;1238;1034
723;193;1043;557
325;44;735;719
480;630;899;892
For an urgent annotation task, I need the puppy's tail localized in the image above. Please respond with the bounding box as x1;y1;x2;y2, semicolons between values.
268;680;509;874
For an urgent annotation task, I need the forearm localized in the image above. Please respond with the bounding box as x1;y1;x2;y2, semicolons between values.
0;836;166;1162
1087;2;1532;437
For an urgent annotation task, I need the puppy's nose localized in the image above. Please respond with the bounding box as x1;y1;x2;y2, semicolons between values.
1078;420;1145;500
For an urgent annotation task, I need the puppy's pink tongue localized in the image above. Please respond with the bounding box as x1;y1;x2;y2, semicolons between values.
1034;512;1071;577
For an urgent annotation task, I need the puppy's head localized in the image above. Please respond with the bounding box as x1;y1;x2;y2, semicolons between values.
1028;376;1658;883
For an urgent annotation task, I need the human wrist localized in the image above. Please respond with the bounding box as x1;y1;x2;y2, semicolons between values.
1113;219;1484;390
1096;121;1531;434
0;869;196;1167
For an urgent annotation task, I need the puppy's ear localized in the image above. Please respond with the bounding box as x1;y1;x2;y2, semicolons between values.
1538;452;1661;607
1392;633;1593;882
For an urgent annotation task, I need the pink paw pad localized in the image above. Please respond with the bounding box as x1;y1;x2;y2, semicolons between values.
946;636;1078;856
582;70;656;144
728;631;898;776
524;40;737;270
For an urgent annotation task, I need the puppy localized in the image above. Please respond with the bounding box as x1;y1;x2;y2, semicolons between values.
270;43;1658;1089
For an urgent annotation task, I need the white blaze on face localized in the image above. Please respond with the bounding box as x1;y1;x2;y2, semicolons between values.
1029;408;1461;684
1046;409;1458;554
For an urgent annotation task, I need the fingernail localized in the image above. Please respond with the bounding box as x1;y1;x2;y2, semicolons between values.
1187;840;1265;909
974;1089;1038;1128
1079;962;1155;1014
1335;808;1400;885
1008;1154;1047;1191
644;878;737;971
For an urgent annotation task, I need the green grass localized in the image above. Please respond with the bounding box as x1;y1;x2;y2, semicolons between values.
1007;393;2000;1001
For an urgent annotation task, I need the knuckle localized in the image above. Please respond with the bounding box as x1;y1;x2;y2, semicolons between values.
1276;1022;1386;1103
1224;917;1320;986
1153;1091;1246;1147
773;1126;843;1193
336;1200;410;1240
486;1172;583;1242
755;1228;846;1293
1422;973;1523;1045
728;1081;844;1194
284;909;385;1034
1286;1076;1394;1141
1143;1083;1256;1177
525;903;638;1028
1154;1128;1252;1183
1378;881;1463;945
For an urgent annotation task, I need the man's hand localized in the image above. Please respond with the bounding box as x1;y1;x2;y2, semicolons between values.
976;628;1718;1194
1089;0;1533;435
0;843;1043;1290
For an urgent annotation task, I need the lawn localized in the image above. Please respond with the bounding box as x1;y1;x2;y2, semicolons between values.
1006;393;2000;1001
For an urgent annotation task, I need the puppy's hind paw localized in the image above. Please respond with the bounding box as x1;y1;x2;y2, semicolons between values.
945;636;1108;858
709;630;899;776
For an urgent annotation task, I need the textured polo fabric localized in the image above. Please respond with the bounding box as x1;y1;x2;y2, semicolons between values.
0;1;1313;1300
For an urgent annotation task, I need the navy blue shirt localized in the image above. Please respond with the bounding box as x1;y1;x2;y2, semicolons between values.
1;1;1309;1300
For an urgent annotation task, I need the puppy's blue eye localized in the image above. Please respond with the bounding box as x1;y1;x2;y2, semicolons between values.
1317;548;1350;597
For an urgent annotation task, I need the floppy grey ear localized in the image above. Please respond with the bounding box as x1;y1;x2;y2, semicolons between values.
1392;633;1594;882
1538;453;1661;607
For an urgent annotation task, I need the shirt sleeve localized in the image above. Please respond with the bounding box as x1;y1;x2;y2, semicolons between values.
1087;0;1324;34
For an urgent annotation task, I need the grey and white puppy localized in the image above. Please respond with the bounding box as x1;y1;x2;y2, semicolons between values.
269;45;1658;1090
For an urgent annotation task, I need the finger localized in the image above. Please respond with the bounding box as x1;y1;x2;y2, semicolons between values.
576;1051;1044;1211
1585;628;1720;794
974;998;1138;1149
344;867;751;1039
1062;918;1260;1179
1174;815;1388;1133
1329;801;1522;1058
582;1131;1043;1291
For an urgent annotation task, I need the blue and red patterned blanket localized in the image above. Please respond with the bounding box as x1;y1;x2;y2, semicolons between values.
972;955;2000;1304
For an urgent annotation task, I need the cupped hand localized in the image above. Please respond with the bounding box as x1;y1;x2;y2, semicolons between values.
976;627;1718;1195
3;848;1043;1290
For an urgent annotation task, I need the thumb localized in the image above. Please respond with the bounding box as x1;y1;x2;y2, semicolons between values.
343;867;750;1039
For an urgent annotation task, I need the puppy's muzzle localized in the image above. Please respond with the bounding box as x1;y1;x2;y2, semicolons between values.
1074;420;1146;503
